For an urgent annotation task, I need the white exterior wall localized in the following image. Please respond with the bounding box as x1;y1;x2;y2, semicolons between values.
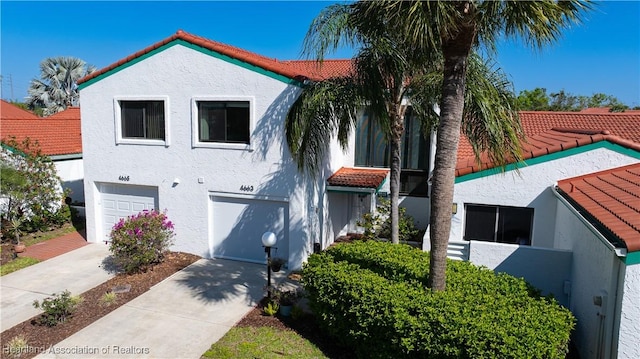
80;44;321;269
450;148;638;248
617;262;640;359
54;158;84;202
554;201;623;359
468;241;572;306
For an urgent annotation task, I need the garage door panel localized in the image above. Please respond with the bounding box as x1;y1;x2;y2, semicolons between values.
211;196;289;264
99;184;158;242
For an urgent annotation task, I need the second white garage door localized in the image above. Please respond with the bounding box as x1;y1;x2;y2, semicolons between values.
210;195;289;264
100;183;158;242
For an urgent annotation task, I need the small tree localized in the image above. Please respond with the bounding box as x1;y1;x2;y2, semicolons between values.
0;137;65;234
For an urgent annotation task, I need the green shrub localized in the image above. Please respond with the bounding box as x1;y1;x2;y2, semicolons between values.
302;241;575;358
32;290;83;327
109;209;175;274
357;198;419;241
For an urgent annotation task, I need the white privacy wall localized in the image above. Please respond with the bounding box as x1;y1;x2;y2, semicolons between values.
80;44;320;268
450;148;639;248
54;158;84;202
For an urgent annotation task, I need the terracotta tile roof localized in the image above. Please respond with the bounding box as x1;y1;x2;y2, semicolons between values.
78;30;353;86
0;100;39;120
45;107;80;120
457;110;640;160
327;167;389;189
557;163;640;253
455;128;640;177
1;110;82;156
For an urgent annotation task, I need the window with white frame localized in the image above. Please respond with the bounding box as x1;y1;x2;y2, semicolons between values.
464;204;534;245
120;100;166;140
197;101;250;144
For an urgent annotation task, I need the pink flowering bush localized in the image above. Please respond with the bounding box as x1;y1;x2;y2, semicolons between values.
109;209;175;274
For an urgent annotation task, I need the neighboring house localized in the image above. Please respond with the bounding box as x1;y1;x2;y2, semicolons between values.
433;126;640;358
78;30;638;358
0;101;85;203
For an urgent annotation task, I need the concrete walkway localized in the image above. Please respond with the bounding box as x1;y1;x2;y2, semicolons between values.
36;258;279;359
1;243;112;331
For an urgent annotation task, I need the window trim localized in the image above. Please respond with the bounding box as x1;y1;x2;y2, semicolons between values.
191;96;254;151
114;97;170;146
463;203;534;245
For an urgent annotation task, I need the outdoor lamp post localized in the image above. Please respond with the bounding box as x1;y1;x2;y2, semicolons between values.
261;231;277;298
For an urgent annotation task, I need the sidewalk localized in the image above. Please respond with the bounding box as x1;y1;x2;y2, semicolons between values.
1;242;112;331
18;230;88;261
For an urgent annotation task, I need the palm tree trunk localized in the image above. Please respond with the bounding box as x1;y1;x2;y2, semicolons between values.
428;26;475;291
389;120;402;244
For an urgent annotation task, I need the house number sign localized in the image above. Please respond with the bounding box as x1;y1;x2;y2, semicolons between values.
118;175;130;182
239;185;254;192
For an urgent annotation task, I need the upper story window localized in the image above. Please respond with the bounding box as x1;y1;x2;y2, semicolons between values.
121;101;165;140
355;107;430;196
192;98;253;150
464;204;534;245
115;98;169;146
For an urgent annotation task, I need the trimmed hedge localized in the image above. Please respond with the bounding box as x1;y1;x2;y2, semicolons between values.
302;241;575;358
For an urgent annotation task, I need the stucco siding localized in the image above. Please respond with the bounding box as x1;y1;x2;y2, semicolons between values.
468;241;572;306
451;148;638;248
617;263;640;359
54;158;84;202
554;201;621;359
80;44;320;268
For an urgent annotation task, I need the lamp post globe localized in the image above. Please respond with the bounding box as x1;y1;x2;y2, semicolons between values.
262;232;277;247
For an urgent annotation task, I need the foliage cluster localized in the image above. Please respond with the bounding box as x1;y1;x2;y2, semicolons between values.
302;241;575;358
32;290;83;327
0;137;68;241
516;87;635;112
109;209;175;274
357;198;419;242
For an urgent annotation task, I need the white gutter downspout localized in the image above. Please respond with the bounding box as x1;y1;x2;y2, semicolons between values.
552;183;625;358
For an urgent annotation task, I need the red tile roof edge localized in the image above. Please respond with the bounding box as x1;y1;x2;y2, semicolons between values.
557;163;640;252
327;167;390;189
455;128;640;177
78;30;351;85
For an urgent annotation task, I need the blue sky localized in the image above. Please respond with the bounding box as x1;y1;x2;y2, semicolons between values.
1;1;639;107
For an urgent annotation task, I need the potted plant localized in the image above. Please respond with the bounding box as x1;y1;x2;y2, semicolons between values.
9;218;25;253
269;257;286;272
277;289;300;317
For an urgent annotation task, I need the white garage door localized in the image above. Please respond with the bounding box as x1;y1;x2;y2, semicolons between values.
100;183;158;242
211;195;289;264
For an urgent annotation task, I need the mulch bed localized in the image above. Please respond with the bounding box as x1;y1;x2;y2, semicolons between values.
0;244;17;265
0;252;200;359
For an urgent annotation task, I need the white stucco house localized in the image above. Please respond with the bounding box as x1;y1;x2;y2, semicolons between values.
0;101;85;203
432;126;640;359
78;30;412;270
78;30;639;358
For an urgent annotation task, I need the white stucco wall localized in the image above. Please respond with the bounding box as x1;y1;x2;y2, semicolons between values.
468;241;572;306
617;262;640;359
450;148;638;248
80;44;323;269
554;200;624;359
54;158;84;202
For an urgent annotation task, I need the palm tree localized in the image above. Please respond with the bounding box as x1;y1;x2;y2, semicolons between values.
27;57;96;116
286;4;524;247
352;0;591;290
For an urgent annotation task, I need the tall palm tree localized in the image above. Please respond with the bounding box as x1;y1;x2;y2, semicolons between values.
27;56;96;116
354;0;591;290
286;3;524;247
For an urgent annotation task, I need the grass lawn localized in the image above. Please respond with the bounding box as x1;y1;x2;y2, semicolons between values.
21;222;80;247
0;256;40;276
202;326;329;359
